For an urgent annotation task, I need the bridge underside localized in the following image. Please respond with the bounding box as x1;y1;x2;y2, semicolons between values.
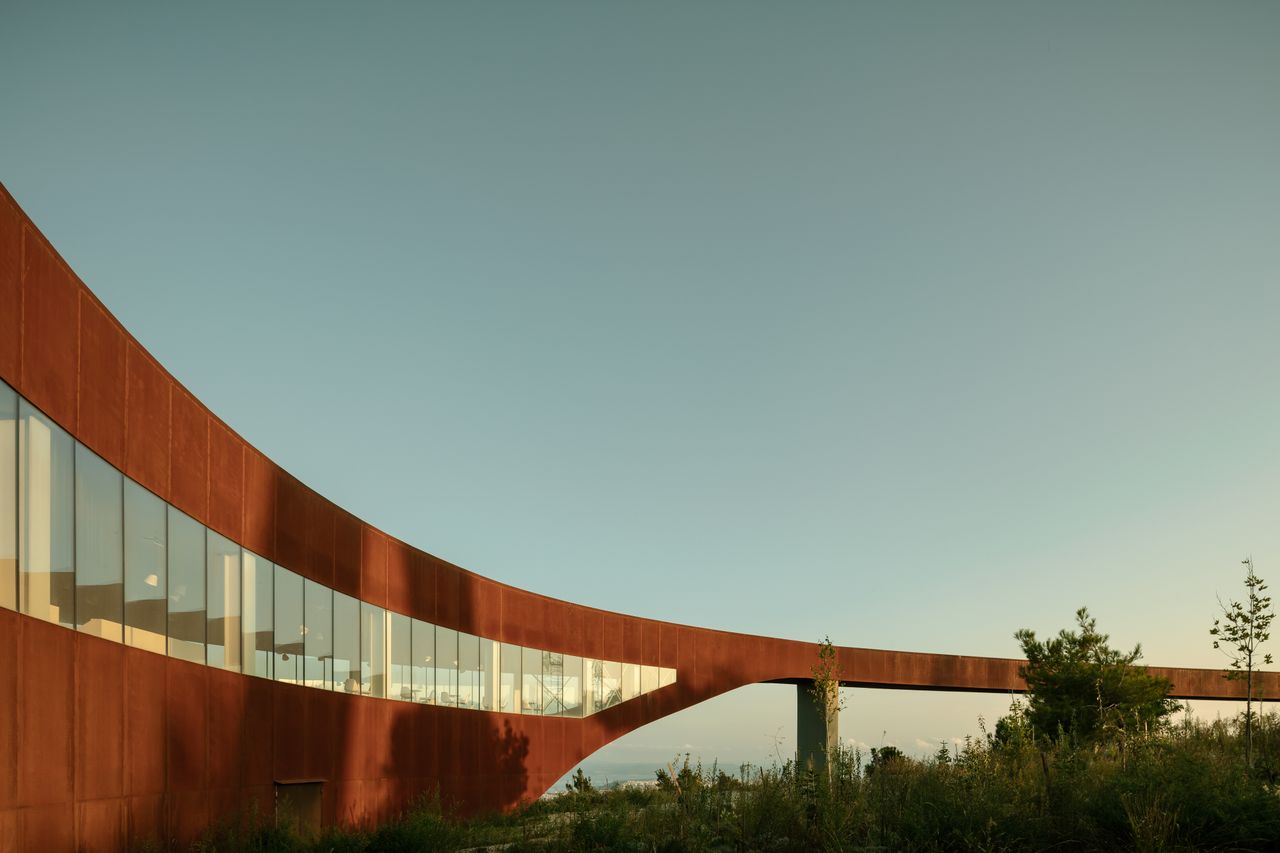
775;665;1271;775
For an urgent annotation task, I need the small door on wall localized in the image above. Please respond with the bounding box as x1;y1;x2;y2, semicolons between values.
276;780;323;837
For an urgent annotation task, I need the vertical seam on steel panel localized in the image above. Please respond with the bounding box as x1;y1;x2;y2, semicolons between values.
164;381;172;843
241;444;247;685
123;344;130;482
271;462;278;578
164;499;171;815
71;401;79;849
118;413;126;803
75;291;82;453
70;417;77;633
17;223;24;393
165;384;172;506
14;548;22;849
243;442;250;568
204;414;210;530
12;240;21;833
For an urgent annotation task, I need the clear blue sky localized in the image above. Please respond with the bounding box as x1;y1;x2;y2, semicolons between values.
4;1;1279;778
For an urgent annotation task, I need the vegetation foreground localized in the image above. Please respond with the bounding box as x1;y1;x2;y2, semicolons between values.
188;584;1279;852
185;710;1280;853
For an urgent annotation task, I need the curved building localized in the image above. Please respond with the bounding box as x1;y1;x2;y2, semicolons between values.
0;184;1271;850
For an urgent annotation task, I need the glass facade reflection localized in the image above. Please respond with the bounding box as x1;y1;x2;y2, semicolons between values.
412;618;433;704
75;444;122;641
242;550;272;677
1;388;675;720
600;661;622;711
167;507;205;664
622;663;640;702
333;591;360;693
0;383;15;611
303;579;332;689
563;654;583;718
641;664;658;696
360;603;386;698
585;659;600;714
435;627;458;707
274;566;303;684
521;647;542;714
458;632;479;710
124;481;167;653
542;652;563;716
206;531;241;671
479;638;498;712
18;400;74;628
500;643;520;713
388;612;411;701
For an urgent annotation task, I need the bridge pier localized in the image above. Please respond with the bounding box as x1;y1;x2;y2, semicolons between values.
796;681;839;772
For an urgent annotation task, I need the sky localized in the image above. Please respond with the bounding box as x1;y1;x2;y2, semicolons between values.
3;1;1279;781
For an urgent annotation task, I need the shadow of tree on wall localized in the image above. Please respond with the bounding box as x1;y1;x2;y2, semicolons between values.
312;683;533;826
490;717;531;812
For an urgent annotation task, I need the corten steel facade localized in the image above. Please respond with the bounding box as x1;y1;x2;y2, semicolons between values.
0;183;1274;851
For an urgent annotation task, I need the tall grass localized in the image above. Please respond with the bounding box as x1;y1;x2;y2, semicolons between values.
183;711;1280;852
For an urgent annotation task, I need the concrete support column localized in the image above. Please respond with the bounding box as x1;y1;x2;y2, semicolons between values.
796;681;839;772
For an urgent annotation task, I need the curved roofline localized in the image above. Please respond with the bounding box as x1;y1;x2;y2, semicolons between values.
2;180;1271;701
